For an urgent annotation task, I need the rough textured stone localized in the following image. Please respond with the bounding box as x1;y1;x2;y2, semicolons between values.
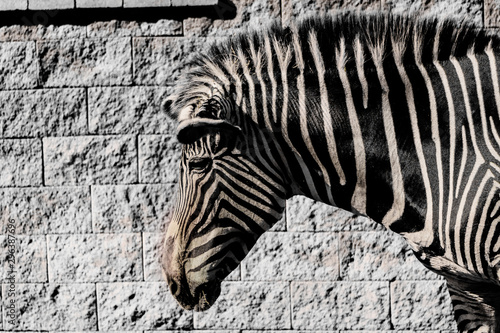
34;26;85;40
242;232;339;281
92;184;176;232
486;0;500;27
391;281;456;330
139;135;181;183
286;195;383;231
0;89;87;138
172;0;218;5
124;0;172;7
0;187;91;235
340;232;441;281
43;136;137;186
242;330;338;333
0;139;42;187
0;0;27;10
0;235;47;283
2;283;97;331
146;331;237;333
144;233;241;282
49;330;142;333
0;41;38;89
88;86;174;135
77;0;122;7
282;0;382;22
0;25;86;41
97;282;192;330
133;37;216;85
133;20;183;36
194;282;290;329
184;0;280;36
291;282;390;330
39;38;132;87
87;20;182;38
47;233;143;282
143;233;166;282
383;0;483;25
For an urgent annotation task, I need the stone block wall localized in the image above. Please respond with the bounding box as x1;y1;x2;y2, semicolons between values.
0;0;496;332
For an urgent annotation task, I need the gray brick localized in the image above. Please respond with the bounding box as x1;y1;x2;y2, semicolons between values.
291;282;390;330
77;0;123;7
194;282;290;329
383;0;482;25
45;330;143;333
47;233;143;282
0;187;91;235
29;0;74;9
49;331;142;333
340;330;434;333
36;26;85;40
43;136;137;186
243;331;336;333
144;233;241;282
242;232;339;281
0;0;27;10
282;0;382;23
88;86;175;135
97;282;192;330
0;41;38;89
133;37;216;85
87;20;182;38
286;196;383;231
0;89;87;138
2;283;97;330
172;0;218;4
1;235;47;283
92;184;176;232
147;331;238;333
39;38;132;87
0;25;86;42
340;232;441;281
139;135;181;183
124;0;172;7
0;139;42;187
485;0;500;27
184;0;280;37
391;281;456;330
128;20;183;36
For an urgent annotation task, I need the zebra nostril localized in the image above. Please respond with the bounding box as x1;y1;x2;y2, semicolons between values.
168;277;179;296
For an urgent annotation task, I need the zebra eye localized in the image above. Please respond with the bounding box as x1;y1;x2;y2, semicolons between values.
188;157;212;172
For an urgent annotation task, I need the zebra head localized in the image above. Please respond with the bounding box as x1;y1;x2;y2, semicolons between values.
161;89;289;311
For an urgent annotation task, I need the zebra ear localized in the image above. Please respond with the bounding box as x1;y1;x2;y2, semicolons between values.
176;118;242;144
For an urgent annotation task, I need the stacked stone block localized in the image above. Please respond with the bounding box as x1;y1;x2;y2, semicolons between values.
0;0;497;332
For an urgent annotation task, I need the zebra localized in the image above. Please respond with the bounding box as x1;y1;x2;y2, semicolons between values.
161;11;500;332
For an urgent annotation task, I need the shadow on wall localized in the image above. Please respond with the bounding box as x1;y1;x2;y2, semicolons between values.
0;0;236;27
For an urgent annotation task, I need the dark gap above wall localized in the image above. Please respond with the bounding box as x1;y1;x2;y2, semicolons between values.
0;1;236;27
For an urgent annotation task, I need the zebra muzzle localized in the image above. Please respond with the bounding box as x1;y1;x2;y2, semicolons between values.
167;273;221;311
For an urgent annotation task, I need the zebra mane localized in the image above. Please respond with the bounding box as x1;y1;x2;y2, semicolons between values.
169;11;500;122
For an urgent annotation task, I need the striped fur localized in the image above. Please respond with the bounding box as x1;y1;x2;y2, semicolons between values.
163;11;500;331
